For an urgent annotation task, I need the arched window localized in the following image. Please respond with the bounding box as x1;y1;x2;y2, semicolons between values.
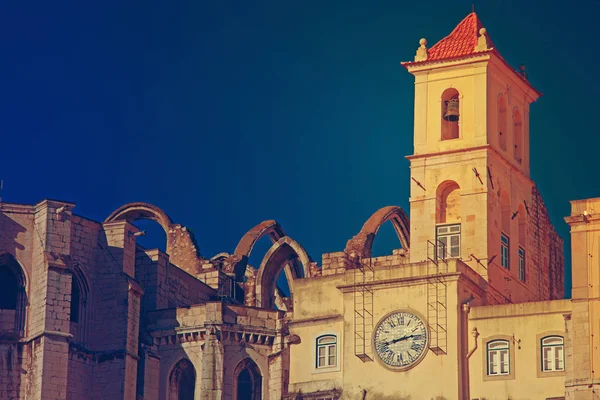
69;267;89;344
541;336;564;372
441;88;460;140
0;267;18;310
513;108;522;163
518;207;527;281
235;359;262;400
498;94;507;151
487;340;510;376
168;359;196;400
316;335;338;368
0;254;27;336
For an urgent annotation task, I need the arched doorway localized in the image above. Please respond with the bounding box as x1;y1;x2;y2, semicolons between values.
234;358;262;400
168;358;196;400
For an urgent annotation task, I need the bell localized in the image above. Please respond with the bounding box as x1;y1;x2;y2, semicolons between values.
444;98;460;122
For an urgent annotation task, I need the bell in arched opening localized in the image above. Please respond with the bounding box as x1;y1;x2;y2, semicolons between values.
444;98;460;122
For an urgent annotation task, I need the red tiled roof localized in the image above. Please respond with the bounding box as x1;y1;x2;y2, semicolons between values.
427;12;494;61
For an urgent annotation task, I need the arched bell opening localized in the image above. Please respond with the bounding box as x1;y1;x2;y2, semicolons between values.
441;88;460;140
167;358;196;400
233;358;262;400
513;108;523;164
498;94;508;151
0;252;27;337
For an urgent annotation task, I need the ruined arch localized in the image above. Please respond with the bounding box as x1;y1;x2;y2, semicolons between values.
345;206;410;258
233;358;262;400
255;237;311;309
436;180;461;224
105;202;173;232
168;358;196;400
0;252;27;336
225;220;286;280
105;202;204;271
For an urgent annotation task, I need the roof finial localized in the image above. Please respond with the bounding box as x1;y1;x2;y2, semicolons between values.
474;27;489;52
414;38;428;62
472;3;475;13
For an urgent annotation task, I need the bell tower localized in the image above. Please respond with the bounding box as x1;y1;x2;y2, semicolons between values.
402;13;558;303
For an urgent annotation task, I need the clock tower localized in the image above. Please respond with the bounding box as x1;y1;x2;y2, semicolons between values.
402;12;555;304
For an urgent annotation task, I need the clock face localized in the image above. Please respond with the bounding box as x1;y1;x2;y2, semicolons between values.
373;310;428;370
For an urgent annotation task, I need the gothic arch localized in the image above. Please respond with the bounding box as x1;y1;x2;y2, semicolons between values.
68;263;90;343
105;202;174;232
0;252;28;336
234;220;286;259
255;236;312;309
225;220;286;280
167;358;196;400
345;206;410;258
233;358;262;400
105;202;204;270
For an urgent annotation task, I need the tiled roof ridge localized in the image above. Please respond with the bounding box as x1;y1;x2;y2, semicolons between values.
426;12;495;62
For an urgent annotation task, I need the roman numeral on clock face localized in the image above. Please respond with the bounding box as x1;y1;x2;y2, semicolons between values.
374;311;428;369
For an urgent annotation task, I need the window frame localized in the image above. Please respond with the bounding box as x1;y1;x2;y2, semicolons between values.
501;233;510;269
537;332;566;378
518;247;526;282
482;335;515;381
313;333;341;374
436;223;461;260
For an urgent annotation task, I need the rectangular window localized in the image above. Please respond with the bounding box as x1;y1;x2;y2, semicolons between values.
501;233;510;269
518;247;526;282
436;224;461;259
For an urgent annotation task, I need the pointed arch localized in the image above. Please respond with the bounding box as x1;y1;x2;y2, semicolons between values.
105;202;204;270
168;358;196;400
225;220;286;280
0;252;27;336
233;358;262;400
255;237;312;309
105;202;174;232
68;263;90;344
345;206;410;258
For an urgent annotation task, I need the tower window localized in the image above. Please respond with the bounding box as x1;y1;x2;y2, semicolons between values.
501;233;510;269
518;247;526;282
441;88;460;140
436;224;461;259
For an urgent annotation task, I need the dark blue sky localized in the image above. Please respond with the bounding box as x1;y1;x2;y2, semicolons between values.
1;1;597;297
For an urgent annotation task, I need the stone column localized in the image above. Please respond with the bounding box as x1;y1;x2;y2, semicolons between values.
200;326;223;400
